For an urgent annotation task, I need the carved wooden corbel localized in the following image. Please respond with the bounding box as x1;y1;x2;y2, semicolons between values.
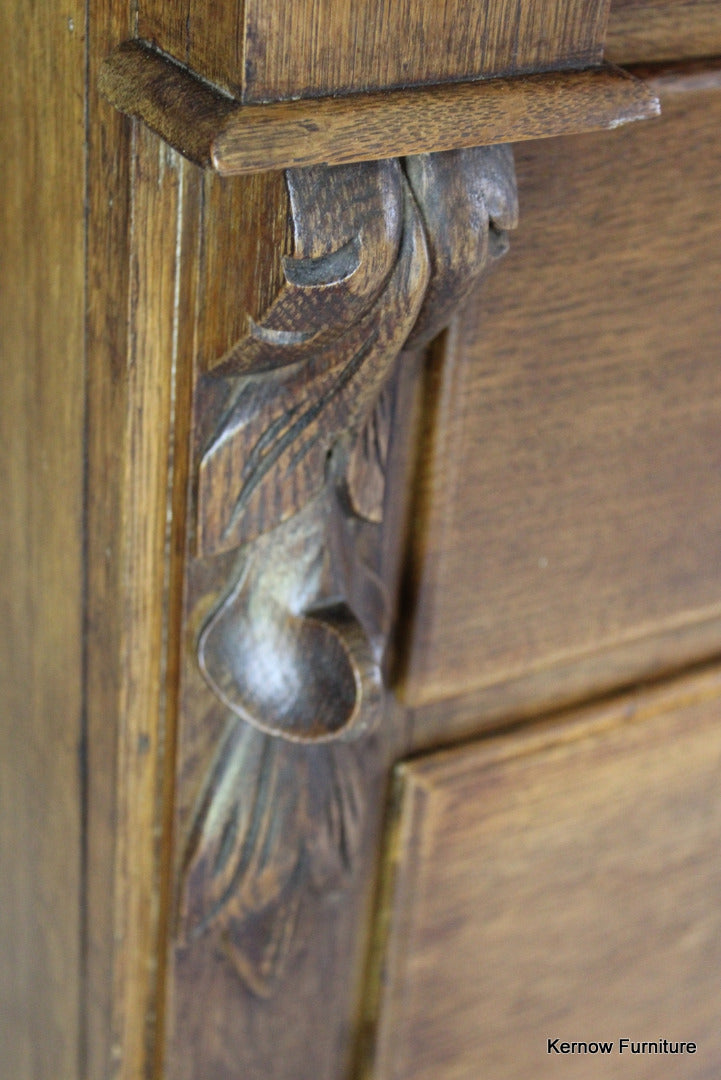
177;145;519;994
97;40;662;1000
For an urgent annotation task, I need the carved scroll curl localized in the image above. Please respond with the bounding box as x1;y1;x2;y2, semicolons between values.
180;145;518;993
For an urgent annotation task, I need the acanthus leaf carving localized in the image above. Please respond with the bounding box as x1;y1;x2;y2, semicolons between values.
181;718;365;997
197;499;383;743
196;159;429;555
179;144;518;993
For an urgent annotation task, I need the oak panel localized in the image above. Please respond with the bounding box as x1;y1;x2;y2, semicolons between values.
139;0;610;101
0;2;85;1078
399;82;721;711
367;668;721;1080
607;0;721;64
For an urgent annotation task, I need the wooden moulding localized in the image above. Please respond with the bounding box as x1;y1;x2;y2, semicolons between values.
99;40;660;175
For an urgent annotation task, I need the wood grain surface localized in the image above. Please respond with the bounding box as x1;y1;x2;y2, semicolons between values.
238;0;610;102
210;66;657;175
607;0;721;64
84;6;134;1071
365;666;721;1080
85;8;204;1073
139;0;610;102
100;44;659;174
9;2;721;1080
397;78;721;718
0;3;85;1079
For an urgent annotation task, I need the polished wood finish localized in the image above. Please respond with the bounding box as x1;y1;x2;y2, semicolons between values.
366;667;721;1080
607;0;721;64
0;2;85;1078
101;44;659;175
398;80;721;721
140;0;611;102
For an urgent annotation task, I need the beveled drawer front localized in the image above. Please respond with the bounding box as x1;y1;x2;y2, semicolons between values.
365;668;721;1080
399;78;721;709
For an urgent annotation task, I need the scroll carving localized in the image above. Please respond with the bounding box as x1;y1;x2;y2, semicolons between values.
179;145;518;994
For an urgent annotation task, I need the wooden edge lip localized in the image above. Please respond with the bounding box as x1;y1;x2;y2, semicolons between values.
98;39;237;169
99;40;660;174
211;65;660;175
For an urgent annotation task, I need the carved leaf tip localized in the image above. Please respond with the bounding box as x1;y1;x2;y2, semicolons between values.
402;143;518;349
198;549;383;744
197;159;429;555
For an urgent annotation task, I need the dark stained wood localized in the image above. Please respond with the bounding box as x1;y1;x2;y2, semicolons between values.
397;79;721;724
402;146;519;351
101;45;660;174
191;141;516;752
139;0;245;100
607;0;721;65
195;159;423;552
140;0;610;102
162;385;412;1080
0;2;85;1077
86;80;518;1080
364;666;721;1080
8;3;721;1079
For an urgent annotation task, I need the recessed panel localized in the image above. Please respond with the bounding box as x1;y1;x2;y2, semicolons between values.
368;670;721;1080
401;83;721;707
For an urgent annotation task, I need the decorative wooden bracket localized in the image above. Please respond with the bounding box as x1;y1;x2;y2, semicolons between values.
176;146;519;994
